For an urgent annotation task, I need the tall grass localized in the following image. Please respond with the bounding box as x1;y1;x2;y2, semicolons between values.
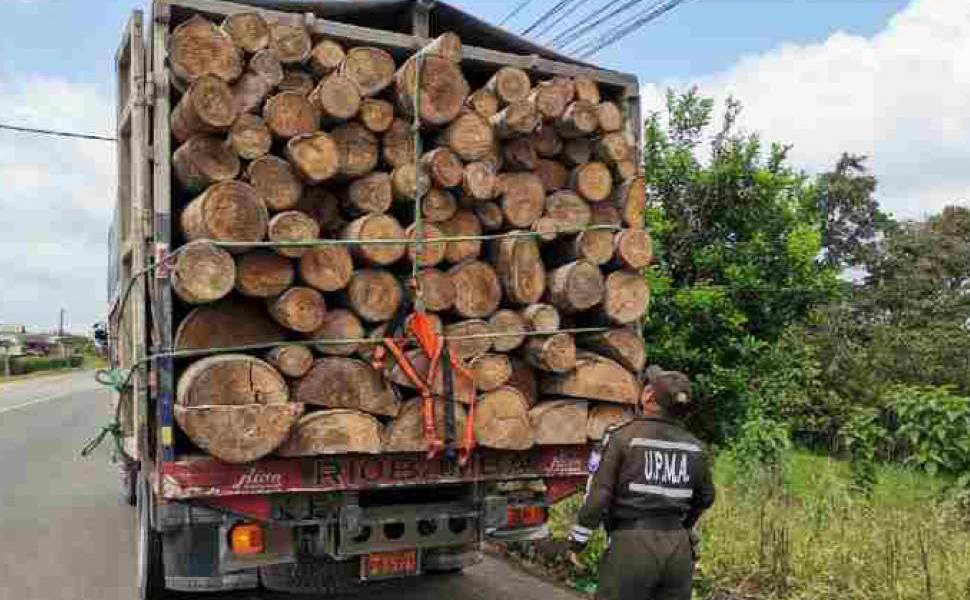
548;450;970;599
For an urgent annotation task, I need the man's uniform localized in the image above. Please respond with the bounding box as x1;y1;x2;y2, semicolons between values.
569;369;715;600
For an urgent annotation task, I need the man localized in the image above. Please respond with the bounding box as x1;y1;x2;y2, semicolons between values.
568;366;715;600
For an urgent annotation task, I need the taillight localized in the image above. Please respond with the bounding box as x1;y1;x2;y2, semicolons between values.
506;505;546;528
229;522;264;555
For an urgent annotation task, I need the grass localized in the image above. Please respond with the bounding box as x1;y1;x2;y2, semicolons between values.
545;450;970;600
0;353;106;384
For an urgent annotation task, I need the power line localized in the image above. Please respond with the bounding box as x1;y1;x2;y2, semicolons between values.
0;123;115;142
577;0;690;58
552;0;647;50
532;0;587;41
521;0;574;35
499;0;535;26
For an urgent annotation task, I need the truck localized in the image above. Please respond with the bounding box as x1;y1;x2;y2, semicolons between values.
107;1;641;597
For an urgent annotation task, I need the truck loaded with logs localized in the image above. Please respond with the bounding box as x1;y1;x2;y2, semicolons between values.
106;1;646;597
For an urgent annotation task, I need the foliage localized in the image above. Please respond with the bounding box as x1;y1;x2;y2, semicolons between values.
891;386;970;476
10;354;83;375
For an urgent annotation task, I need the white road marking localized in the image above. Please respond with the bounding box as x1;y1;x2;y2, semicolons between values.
0;391;74;415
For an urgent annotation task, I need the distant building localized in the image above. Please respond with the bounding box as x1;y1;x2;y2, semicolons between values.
0;324;27;334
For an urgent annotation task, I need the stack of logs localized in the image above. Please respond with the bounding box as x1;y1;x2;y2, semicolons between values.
167;12;651;464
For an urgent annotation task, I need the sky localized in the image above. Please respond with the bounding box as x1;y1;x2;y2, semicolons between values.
0;0;964;332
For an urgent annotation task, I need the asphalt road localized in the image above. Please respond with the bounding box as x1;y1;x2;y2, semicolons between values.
0;371;581;600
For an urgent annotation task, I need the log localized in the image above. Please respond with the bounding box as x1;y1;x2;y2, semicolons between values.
535;158;569;192
503;137;538;171
265;344;314;378
169;16;243;86
268;286;327;333
597;101;623;133
177;354;289;407
614;159;637;182
530;217;558;242
474;387;534;450
603;270;650;324
487;309;527;352
285;132;340;184
614;176;647;229
294;357;400;416
382;118;416;168
440;209;483;263
414;268;455;312
278;68;315;95
340;46;396;97
493;235;546;305
595;132;632;165
268;21;311;64
263;91;321;139
342;214;406;266
547;260;605;313
384;398;469;452
231;71;274;115
248;49;285;86
171;240;236;304
309;73;362;122
406;222;446;267
571;161;613;202
309;308;365;356
613;228;653;270
235;250;295;297
524;333;576;373
482;139;504;171
557;101;599;139
506;357;538;407
391;164;431;202
531;124;563;158
422;32;463;62
590;200;621;226
490;100;539;139
358;98;395;133
485;66;531;105
587;403;635;441
175;298;286;350
343;171;393;216
181;180;268;246
529;78;573;121
544;190;591;232
440;111;495;161
474;202;503;231
386;349;475;405
530;400;588;445
574;76;600;104
277;409;383;456
462;161;497;202
331;121;379;178
171;75;236;143
421;188;458;223
449;260;501;318
578;328;647;373
469;353;513;391
247;155;304;211
541;351;641;404
298;187;345;234
346;269;403;322
498;172;545;228
229;113;272;160
222;12;270;53
299;244;354;292
172;134;240;193
466;88;499;119
308;39;346;77
546;230;614;266
562;137;592;166
395;54;466;126
422;148;463;189
445;319;493;361
521;303;560;333
268;210;319;258
175;402;302;463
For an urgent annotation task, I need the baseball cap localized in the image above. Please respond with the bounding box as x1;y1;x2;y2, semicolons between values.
645;365;691;410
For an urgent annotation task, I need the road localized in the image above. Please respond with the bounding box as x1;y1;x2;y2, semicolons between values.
0;371;581;600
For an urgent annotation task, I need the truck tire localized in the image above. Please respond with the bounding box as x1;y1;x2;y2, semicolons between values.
137;476;168;600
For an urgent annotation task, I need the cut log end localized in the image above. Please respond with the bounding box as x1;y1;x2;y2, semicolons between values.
170;16;243;86
310;308;365;356
172;240;236;304
614;228;653;270
603;271;650;325
498;172;545;228
247;154;304;211
268;210;320;258
222;12;270;53
342;214;406;266
347;269;403;322
229;114;272;160
449;260;502;319
308;39;346;77
181;180;268;245
172;134;240;193
524;332;576;373
469;353;513;391
295;357;400;416
487;309;527;352
486;67;532;106
415;268;455;312
235;250;295;298
263;91;321;139
171;75;237;143
530;400;588;445
440;209;483;264
269;22;312;64
445;319;493;361
475;387;533;450
299;245;354;293
265;344;315;378
462;161;497;202
269;286;327;333
310;73;362;122
572;161;613;202
547;260;605;313
406;222;447;268
341;46;396;97
277;409;383;456
422;148;463;189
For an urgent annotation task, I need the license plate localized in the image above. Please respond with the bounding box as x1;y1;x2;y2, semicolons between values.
360;549;419;580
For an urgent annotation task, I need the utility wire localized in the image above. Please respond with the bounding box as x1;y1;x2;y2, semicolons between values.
0;122;115;142
552;0;647;50
499;0;535;26
577;0;690;58
532;0;587;42
520;0;574;36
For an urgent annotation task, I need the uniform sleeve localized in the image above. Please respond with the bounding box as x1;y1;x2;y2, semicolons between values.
684;447;715;529
569;429;624;546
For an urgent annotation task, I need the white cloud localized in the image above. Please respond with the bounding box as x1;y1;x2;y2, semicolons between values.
0;75;114;333
642;0;970;221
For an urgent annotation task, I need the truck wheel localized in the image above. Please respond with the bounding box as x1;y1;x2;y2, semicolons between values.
136;476;168;599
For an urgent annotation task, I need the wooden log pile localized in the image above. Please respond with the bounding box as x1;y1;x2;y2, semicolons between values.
167;13;651;463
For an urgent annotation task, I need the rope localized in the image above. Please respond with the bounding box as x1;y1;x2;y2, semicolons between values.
411;51;426;312
83;368;136;461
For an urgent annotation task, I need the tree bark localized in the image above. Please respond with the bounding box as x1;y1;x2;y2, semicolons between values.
268;22;311;64
490;100;539;139
382;118;416;168
268;286;327;333
541;351;642;404
309;308;365;356
487;309;527;352
221;12;270;53
493;234;546;305
474;387;534;450
546;260;605;313
445;319;493;361
556;101;599;139
466;88;499;119
171;75;236;143
406;222;446;268
597;101;623;132
229;113;272;160
181;180;268;246
384;398;469;452
308;39;346;77
535;158;569;193
267;210;319;258
602;270;650;324
440;209;483;263
612;228;653;270
530;400;588;445
503;137;538;171
578;328;646;373
277;409;383;456
342;213;406;266
395;54;466;126
346;269;403;322
309;73;362;122
587;403;635;440
172;134;240;193
414;268;455;312
294;357;400;416
462;161;497;201
485;66;532;106
469;353;513;391
448;260;501;318
524;333;576;373
247;155;304;211
169;16;243;86
343;171;393;216
359;98;395;133
498;172;545;228
171;240;236;304
331;121;379;178
421;188;458;223
298;245;354;292
571;161;613;202
422;148;463;189
175;298;286;350
236;250;295;297
439;111;495;161
263;91;321;139
265;344;314;378
613;176;647;229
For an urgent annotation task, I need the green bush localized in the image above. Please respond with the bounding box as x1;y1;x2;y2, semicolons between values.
10;355;83;375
